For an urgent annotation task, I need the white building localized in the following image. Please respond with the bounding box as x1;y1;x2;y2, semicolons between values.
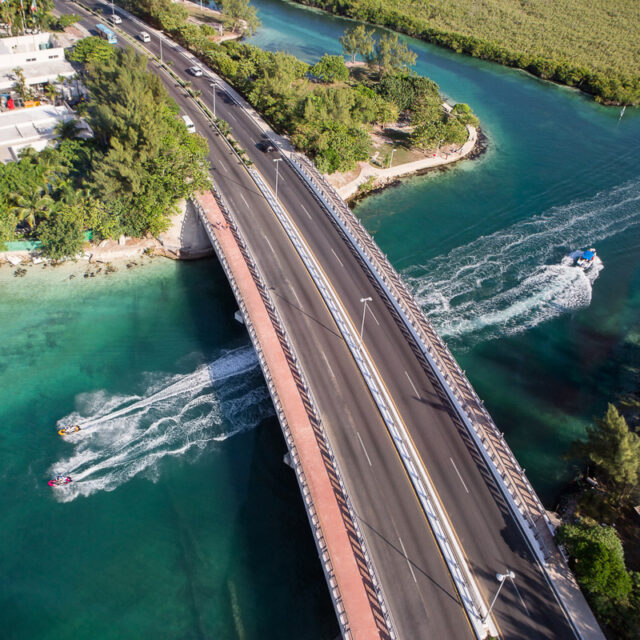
0;103;87;162
0;32;76;92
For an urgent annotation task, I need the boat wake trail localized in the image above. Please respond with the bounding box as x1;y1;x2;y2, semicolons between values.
405;179;640;344
51;347;271;501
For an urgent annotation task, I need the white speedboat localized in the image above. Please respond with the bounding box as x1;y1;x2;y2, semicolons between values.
570;248;597;271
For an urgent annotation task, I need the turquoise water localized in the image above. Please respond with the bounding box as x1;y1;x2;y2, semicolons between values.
4;2;640;637
248;0;640;502
0;259;337;639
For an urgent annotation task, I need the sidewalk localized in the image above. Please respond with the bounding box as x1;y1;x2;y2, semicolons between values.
331;125;477;200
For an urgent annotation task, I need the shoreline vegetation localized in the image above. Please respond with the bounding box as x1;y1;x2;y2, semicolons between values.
557;403;640;639
0;40;210;259
291;0;640;106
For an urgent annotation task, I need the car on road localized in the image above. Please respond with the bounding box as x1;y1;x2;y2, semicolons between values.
182;115;196;134
188;66;203;77
107;14;122;25
257;140;277;153
139;31;151;42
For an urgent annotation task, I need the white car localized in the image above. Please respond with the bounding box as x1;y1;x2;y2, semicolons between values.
139;31;151;43
188;66;203;77
107;14;122;25
182;115;196;134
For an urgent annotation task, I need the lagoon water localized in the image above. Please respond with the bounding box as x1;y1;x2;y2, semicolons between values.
3;1;640;637
0;260;337;639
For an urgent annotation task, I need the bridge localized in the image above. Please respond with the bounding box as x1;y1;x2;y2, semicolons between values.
60;2;605;637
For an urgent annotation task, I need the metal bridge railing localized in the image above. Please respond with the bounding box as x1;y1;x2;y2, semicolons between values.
285;152;556;562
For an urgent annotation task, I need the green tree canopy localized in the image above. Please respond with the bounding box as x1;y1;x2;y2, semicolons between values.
85;47;210;236
38;203;86;260
573;404;640;501
0;0;55;35
374;33;416;77
377;73;439;111
339;24;375;64
556;518;633;624
219;0;260;35
310;54;349;83
67;36;116;64
451;102;479;126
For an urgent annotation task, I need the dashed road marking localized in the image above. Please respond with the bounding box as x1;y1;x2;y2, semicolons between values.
404;370;421;398
357;431;373;467
331;248;344;267
450;457;470;494
300;204;312;219
398;536;418;584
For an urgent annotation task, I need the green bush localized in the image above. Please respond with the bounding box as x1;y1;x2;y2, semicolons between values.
556;518;635;629
38;204;85;260
310;54;349;83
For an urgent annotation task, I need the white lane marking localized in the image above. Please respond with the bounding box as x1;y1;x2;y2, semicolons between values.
450;457;470;494
216;162;227;174
290;286;303;308
331;248;344;267
510;578;530;616
319;350;336;381
240;192;250;209
262;234;275;255
300;204;312;220
398;536;418;584
356;432;372;467
404;370;420;398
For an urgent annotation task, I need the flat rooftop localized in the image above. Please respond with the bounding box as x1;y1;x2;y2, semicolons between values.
0;32;59;55
0;59;75;92
0;104;73;163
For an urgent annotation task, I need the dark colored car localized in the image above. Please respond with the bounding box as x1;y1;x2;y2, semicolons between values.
258;140;277;153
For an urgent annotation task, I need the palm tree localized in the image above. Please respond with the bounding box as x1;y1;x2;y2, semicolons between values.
54;179;89;207
43;82;58;105
11;189;55;230
54;118;83;141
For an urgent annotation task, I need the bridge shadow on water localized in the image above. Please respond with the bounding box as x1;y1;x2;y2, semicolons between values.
176;256;339;638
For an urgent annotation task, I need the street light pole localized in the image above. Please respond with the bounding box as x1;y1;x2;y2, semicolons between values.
482;571;515;623
210;82;216;119
388;146;396;168
111;0;114;16
159;36;163;64
360;297;372;339
273;157;282;201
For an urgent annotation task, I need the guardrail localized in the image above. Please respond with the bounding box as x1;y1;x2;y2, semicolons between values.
192;189;397;640
244;167;493;639
285;151;557;560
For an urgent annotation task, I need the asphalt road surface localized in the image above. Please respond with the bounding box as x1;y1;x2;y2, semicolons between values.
57;3;578;637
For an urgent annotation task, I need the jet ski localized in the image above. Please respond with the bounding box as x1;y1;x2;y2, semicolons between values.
58;425;80;437
48;474;72;487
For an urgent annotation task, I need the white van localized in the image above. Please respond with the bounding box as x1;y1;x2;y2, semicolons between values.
107;14;122;25
182;115;196;134
139;31;151;43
